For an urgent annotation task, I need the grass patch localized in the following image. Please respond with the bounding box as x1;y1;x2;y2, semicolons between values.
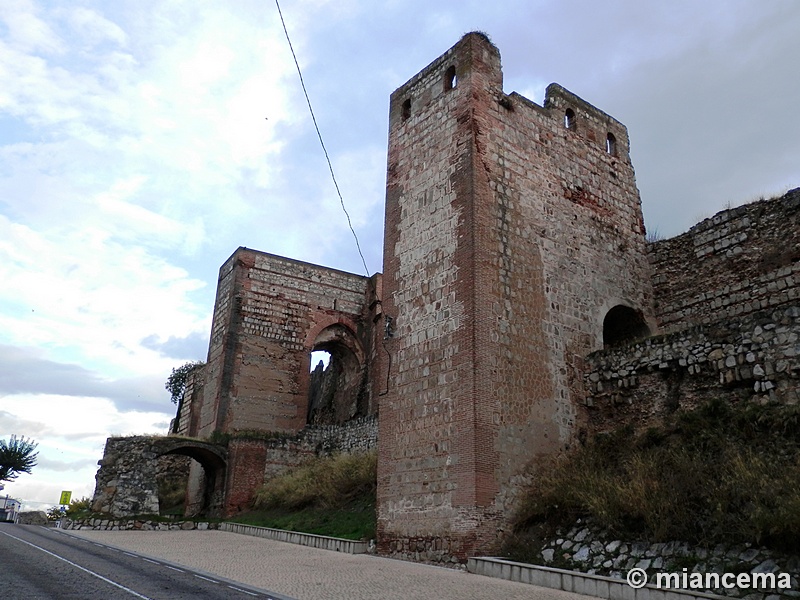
507;399;800;557
158;478;186;515
236;451;377;540
232;496;375;540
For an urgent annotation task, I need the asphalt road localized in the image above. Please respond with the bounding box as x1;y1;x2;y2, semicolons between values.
0;524;294;600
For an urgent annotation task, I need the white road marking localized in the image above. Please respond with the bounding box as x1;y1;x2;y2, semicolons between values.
228;585;259;596
0;529;154;600
142;558;159;565
194;574;218;583
165;565;184;572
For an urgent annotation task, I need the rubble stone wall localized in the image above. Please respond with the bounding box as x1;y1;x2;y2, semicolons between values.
650;189;800;333
584;305;800;431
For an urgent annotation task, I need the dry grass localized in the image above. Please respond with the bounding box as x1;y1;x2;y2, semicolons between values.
253;451;377;511
509;400;800;554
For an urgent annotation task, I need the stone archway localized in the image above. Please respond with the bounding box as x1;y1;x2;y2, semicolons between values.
91;436;227;519
155;439;227;518
307;323;367;425
602;304;651;347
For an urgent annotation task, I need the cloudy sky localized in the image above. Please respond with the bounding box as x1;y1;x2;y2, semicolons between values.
1;0;798;510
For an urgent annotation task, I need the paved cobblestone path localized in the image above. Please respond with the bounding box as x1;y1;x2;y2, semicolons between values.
66;530;596;600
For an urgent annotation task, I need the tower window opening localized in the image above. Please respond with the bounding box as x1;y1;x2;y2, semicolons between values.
606;132;617;155
565;108;576;130
444;65;457;91
402;98;411;121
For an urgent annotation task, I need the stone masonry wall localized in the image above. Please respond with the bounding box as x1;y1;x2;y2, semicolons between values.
650;188;800;333
261;416;377;480
173;364;205;436
584;305;800;431
537;520;798;600
378;32;654;560
92;436;191;517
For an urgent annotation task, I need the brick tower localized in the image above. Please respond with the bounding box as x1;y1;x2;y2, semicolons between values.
377;33;655;558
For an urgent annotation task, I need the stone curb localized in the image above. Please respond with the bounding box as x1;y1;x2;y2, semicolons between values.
220;522;370;554
468;557;727;600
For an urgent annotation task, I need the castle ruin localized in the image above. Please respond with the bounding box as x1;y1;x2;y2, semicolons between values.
92;33;800;561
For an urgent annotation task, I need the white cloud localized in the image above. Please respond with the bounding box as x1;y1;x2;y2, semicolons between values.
0;0;64;55
0;396;172;509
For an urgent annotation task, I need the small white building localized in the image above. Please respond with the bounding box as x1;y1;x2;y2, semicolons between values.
0;496;21;523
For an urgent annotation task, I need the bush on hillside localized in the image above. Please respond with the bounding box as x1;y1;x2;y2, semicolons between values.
510;399;800;553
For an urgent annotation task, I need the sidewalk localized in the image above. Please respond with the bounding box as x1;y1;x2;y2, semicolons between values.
66;529;596;600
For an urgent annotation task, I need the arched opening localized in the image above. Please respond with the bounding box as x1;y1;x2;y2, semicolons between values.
155;453;191;517
603;305;650;347
307;324;366;425
564;108;576;130
444;65;457;91
606;132;617;155
158;443;227;518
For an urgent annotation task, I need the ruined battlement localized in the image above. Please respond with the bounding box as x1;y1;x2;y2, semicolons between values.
196;246;383;439
379;31;653;559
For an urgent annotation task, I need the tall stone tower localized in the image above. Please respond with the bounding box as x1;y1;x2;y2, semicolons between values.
377;33;655;558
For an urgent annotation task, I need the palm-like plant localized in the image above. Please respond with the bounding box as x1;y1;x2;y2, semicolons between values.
0;435;39;482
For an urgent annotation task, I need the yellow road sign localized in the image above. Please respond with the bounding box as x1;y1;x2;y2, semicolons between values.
59;491;72;505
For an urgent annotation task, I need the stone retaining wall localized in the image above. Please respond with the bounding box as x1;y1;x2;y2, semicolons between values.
585;305;800;430
535;521;798;599
64;518;219;531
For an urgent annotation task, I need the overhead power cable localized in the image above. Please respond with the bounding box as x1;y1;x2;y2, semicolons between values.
274;0;371;277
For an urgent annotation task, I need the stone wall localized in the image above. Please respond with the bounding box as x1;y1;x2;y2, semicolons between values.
537;520;798;599
92;437;161;516
378;32;654;560
650;189;800;333
93;436;223;518
584;305;800;431
212;417;378;515
173;364;205;436
262;416;378;481
65;518;219;531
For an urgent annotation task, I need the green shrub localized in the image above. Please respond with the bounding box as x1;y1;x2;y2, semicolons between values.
65;497;92;519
